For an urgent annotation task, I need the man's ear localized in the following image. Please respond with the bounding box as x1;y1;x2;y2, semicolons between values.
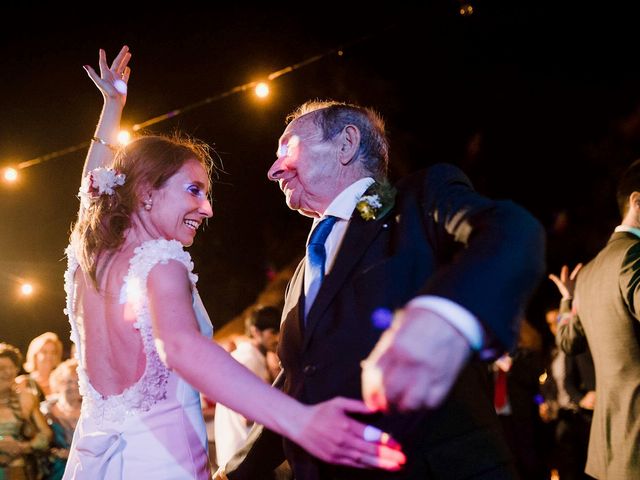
630;191;640;211
337;125;361;166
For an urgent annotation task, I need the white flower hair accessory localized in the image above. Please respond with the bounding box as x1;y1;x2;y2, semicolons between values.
78;167;126;208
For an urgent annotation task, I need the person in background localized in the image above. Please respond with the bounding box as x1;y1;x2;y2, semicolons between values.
214;306;282;467
549;158;640;478
0;342;52;480
491;320;546;480
539;307;595;480
40;359;81;480
16;333;63;402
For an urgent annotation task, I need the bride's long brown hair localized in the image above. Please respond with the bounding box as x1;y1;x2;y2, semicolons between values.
70;134;215;287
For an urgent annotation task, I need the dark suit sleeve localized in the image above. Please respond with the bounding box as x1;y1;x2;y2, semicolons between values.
224;372;287;480
415;164;546;350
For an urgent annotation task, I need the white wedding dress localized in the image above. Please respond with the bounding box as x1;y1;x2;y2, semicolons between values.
63;239;212;479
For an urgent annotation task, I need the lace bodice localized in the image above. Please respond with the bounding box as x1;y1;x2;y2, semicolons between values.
64;239;200;424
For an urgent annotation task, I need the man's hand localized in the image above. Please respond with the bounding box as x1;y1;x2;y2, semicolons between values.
361;306;472;411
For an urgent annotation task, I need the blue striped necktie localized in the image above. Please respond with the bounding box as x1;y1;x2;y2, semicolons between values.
304;215;338;319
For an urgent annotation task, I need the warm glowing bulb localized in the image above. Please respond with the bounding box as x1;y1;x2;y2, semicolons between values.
459;4;474;16
20;283;34;296
538;372;547;384
4;167;18;182
117;130;132;145
255;82;269;98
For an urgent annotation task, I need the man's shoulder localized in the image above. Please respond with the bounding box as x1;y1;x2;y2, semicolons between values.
391;164;474;212
620;236;640;270
396;163;470;190
577;235;640;285
595;232;640;265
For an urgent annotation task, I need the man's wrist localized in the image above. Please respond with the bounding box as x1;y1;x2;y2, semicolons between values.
407;296;483;351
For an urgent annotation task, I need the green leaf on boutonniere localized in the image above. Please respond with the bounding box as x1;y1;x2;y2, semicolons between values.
355;179;397;221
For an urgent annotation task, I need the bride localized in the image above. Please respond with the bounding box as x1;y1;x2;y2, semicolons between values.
62;46;405;479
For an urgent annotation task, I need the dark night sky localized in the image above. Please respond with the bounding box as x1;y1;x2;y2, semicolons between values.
3;4;640;354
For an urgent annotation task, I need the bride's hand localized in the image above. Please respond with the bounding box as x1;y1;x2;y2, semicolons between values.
293;397;406;471
83;45;132;106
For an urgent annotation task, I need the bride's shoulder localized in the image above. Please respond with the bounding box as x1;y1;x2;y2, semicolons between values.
128;239;196;284
133;239;192;266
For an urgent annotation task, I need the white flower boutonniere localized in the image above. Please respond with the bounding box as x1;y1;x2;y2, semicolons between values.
356;179;396;221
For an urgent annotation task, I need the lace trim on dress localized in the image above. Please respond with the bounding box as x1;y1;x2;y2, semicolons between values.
64;245;82;363
64;239;198;424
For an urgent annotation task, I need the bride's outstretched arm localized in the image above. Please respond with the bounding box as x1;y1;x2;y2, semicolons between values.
81;46;131;181
147;260;406;472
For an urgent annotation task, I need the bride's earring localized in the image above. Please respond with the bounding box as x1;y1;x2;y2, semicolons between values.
144;199;152;211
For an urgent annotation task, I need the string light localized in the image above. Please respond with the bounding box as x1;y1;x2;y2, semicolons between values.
459;3;474;16
5;27;396;174
120;45;355;133
3;167;18;182
10;142;90;173
255;82;270;98
20;282;34;296
117;130;132;145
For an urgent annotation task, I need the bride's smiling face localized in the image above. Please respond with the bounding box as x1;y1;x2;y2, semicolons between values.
146;159;213;246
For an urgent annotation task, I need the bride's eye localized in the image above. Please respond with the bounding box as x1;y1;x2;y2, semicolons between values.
186;185;203;198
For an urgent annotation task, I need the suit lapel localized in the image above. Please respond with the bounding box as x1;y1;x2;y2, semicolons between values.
281;260;306;349
302;209;393;349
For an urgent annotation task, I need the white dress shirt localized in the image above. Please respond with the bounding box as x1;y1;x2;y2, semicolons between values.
614;224;640;239
306;177;484;350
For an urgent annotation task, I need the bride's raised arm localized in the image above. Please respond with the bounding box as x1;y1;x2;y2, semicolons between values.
81;46;131;181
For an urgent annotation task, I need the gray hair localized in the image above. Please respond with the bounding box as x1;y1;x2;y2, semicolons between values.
287;100;389;178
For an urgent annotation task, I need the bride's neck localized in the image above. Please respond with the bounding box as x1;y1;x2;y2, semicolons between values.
125;216;160;246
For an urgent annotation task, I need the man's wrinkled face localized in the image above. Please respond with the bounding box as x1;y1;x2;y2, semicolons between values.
267;116;342;218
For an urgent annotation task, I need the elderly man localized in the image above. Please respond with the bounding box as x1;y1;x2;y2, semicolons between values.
220;100;545;479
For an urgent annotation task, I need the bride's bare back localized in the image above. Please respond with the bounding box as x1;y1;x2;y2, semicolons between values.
73;247;145;397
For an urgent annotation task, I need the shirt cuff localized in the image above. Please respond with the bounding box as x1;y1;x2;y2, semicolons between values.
407;295;483;351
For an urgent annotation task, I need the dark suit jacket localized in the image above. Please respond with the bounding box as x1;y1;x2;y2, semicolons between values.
227;164;545;479
558;231;640;479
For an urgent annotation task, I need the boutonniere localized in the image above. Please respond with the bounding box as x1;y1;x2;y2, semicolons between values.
356;179;396;221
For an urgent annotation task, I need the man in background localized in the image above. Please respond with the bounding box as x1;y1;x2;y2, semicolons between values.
214;306;282;467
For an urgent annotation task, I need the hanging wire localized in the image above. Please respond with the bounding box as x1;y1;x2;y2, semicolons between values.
10;27;395;172
16;142;90;170
133;49;341;132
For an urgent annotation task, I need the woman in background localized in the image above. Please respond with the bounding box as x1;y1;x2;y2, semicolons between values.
16;333;63;402
40;359;80;480
0;343;51;480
